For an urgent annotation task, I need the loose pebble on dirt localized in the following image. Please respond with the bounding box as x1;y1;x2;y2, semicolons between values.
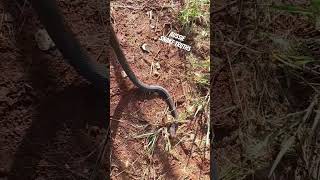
34;29;55;51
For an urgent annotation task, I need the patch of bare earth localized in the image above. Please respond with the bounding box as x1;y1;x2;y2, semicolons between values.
110;0;209;179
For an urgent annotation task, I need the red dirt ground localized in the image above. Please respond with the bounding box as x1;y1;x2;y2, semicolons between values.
110;0;209;179
1;0;108;179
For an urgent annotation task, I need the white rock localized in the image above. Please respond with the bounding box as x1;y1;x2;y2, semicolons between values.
154;62;160;70
141;43;151;53
34;29;55;51
121;71;127;78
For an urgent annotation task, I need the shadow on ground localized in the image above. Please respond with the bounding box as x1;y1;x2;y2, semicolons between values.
2;1;109;179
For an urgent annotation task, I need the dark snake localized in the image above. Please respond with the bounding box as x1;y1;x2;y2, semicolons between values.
27;0;218;179
29;0;178;128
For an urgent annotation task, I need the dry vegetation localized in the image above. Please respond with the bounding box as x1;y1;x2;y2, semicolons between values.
212;0;320;179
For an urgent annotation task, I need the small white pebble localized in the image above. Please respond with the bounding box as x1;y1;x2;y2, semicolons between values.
121;71;127;78
141;43;151;53
154;62;160;70
34;29;55;51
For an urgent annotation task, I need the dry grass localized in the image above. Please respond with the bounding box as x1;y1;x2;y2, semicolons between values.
212;0;320;179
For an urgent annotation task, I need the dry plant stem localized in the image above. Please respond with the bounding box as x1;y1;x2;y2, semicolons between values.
223;43;246;169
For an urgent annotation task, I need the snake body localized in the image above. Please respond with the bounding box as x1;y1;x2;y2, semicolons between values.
29;0;219;178
109;28;178;119
30;0;178;119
